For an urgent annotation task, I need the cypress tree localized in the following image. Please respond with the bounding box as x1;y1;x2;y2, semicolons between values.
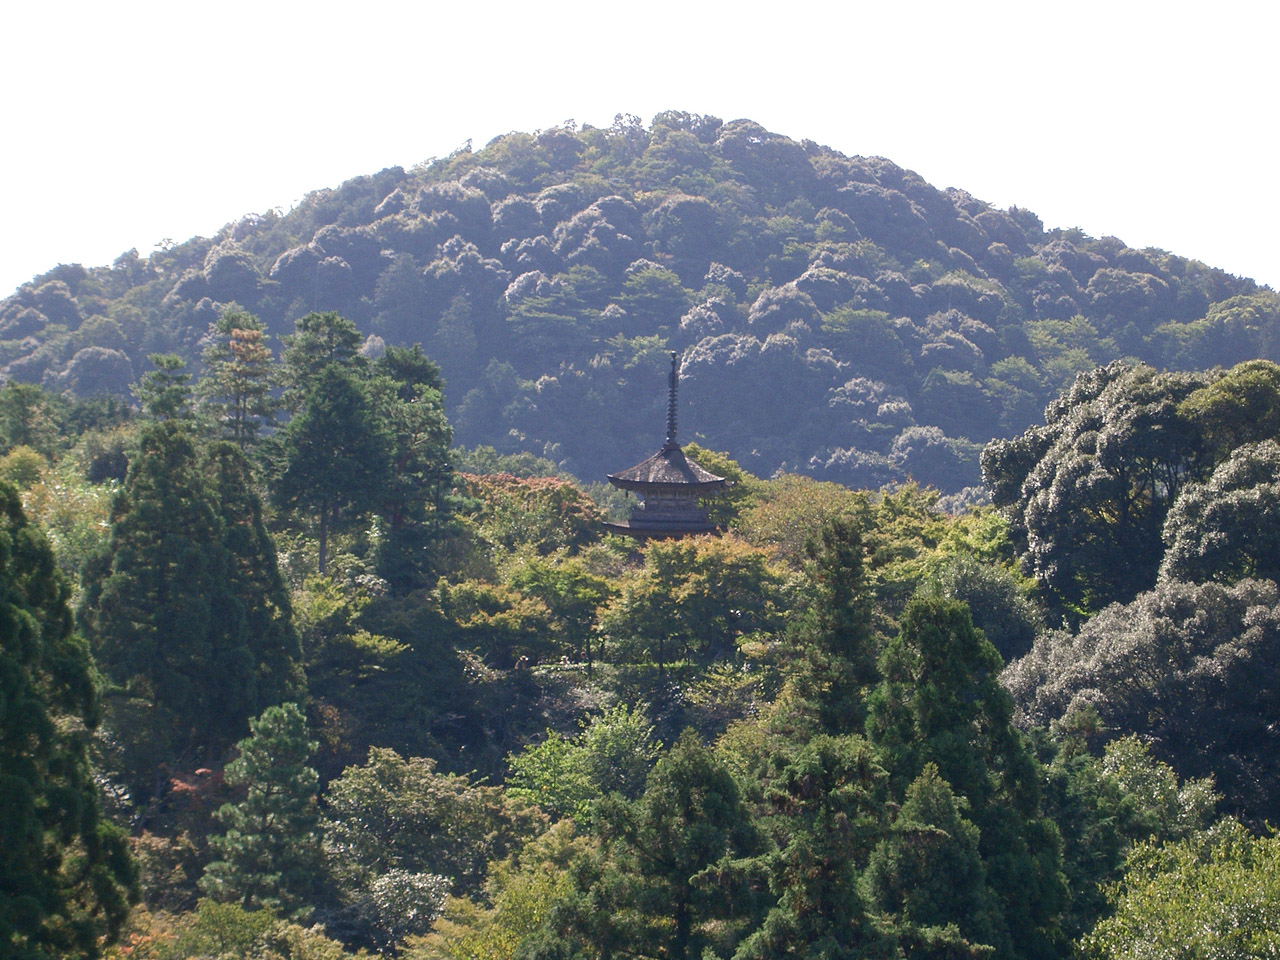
790;516;879;734
0;483;136;959
81;423;303;795
868;596;1067;960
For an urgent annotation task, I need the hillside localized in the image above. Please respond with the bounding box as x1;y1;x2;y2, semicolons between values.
3;111;1276;492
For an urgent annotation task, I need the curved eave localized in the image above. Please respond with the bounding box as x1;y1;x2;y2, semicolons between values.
603;519;722;539
607;475;729;495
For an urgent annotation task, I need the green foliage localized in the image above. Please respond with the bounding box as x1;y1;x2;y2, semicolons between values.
0;444;46;488
537;731;764;960
984;361;1212;615
198;309;275;447
1177;358;1280;459
733;473;866;567
201;703;323;918
0;482;137;960
503;554;612;668
865;763;997;957
322;747;545;899
0;383;66;455
437;578;553;669
81;423;303;791
11;113;1280;960
736;735;899;960
278;311;365;409
271;364;393;574
925;553;1042;663
20;458;116;580
597;535;788;671
452;445;563;479
1160;439;1280;583
115;899;371;960
407;822;590;960
682;443;758;527
506;704;660;820
135;353;194;421
787;516;879;734
1004;577;1280;823
1083;820;1280;959
460;473;601;559
368;345;455;589
869;595;1067;960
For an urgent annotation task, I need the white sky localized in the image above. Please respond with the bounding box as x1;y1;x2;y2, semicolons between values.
1;1;1275;296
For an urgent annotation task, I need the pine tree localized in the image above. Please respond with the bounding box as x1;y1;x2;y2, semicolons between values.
278;311;364;412
0;483;136;959
198;309;275;447
134;353;193;421
200;703;322;918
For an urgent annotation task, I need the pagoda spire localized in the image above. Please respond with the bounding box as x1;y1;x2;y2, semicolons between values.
664;351;679;449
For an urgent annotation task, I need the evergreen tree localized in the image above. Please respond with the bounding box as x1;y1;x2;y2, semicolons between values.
865;763;998;958
868;596;1067;960
134;353;194;421
203;441;305;707
80;423;303;795
735;735;898;960
278;311;365;412
790;516;879;733
200;703;322;919
198;309;275;447
272;364;392;574
536;732;764;960
0;483;136;959
368;345;454;589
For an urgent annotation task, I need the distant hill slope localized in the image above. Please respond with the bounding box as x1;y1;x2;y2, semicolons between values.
3;111;1276;492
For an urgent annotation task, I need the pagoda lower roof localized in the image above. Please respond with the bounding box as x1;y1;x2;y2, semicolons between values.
607;443;728;493
602;518;721;539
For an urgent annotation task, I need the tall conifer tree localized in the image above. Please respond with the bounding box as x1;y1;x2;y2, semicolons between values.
272;364;392;575
81;423;303;794
868;596;1067;960
0;483;136;959
199;310;275;447
200;703;322;919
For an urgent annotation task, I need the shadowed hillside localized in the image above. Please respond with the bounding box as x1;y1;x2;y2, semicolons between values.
3;111;1274;492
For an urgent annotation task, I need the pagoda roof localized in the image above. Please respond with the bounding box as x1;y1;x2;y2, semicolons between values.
602;517;720;538
607;442;729;493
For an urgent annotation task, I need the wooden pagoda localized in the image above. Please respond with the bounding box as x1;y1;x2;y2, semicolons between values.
603;352;728;538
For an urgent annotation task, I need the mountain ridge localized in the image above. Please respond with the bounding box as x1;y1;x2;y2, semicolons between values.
3;111;1274;493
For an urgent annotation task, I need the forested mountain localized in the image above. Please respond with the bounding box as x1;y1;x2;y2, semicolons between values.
4;112;1275;492
6;112;1280;960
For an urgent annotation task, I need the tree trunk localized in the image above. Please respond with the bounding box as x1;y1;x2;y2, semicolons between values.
318;502;329;575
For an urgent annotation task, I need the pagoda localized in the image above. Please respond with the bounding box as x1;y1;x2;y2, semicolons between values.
603;352;729;538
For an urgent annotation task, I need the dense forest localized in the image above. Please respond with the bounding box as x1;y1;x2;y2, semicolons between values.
5;113;1280;960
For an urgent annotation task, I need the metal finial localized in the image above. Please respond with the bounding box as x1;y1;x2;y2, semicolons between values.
664;351;680;447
